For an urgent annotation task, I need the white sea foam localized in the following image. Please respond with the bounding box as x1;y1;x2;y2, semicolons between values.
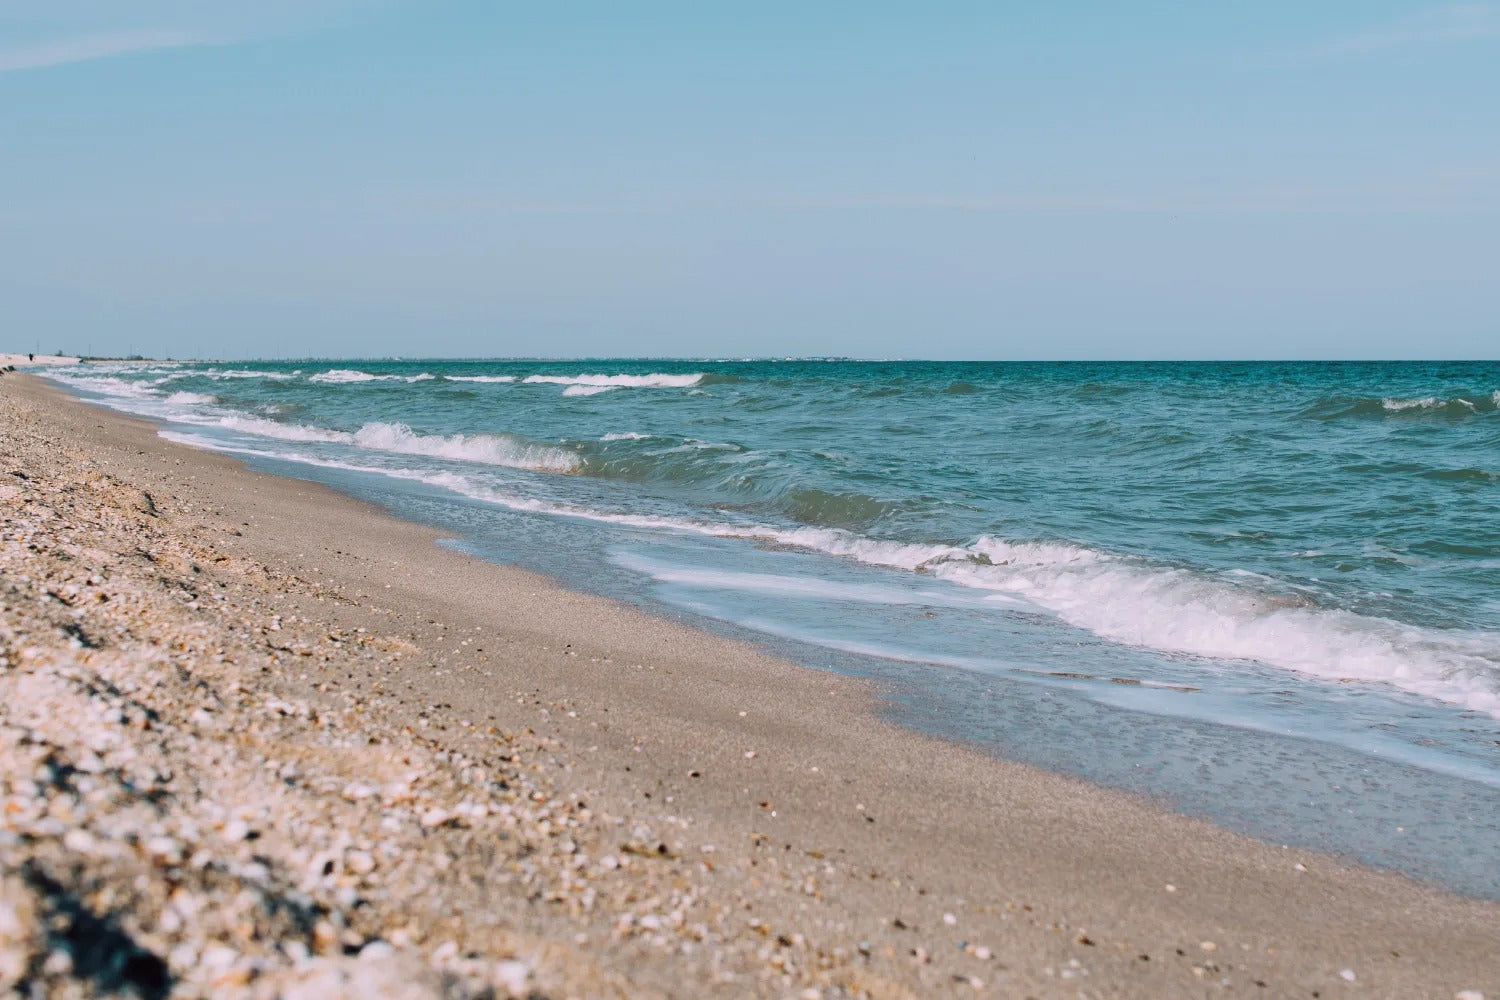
310;369;384;383
216;415;350;443
601;432;651;441
205;369;297;380
165;391;218;405
1383;396;1444;412
612;553;1017;609
1380;392;1497;413
446;375;518;383
203;415;580;472
561;384;617;397
347;422;578;472
48;374;159;399
522;373;703;389
485;515;1500;719
308;369;433;384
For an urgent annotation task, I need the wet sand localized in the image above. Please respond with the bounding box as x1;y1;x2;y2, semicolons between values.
2;372;1496;998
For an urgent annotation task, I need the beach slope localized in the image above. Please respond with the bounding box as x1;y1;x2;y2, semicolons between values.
1;373;1495;998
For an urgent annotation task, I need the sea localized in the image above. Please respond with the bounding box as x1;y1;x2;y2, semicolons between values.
43;359;1500;897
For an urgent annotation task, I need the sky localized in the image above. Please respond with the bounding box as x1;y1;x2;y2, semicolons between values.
2;2;1497;360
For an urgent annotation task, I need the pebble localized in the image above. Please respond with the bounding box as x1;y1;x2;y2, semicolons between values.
494;960;531;996
419;808;452;829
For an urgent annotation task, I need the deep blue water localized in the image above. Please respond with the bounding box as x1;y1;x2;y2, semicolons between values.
47;359;1500;896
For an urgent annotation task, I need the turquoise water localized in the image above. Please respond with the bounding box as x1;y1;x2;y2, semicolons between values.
46;359;1500;894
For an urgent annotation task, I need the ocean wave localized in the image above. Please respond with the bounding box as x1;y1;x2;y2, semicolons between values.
213;416;577;472
521;373;704;389
309;369;384;383
164;391;218;405
309;369;435;384
562;384;617;396
575;440;906;528
216;415;349;443
203;369;297;380
754;533;1500;718
780;487;905;529
348;422;578;472
48;374;159;399
445;375;518;383
1305;391;1499;419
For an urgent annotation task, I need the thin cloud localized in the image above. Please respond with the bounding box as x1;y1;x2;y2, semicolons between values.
0;1;397;74
0;29;206;73
768;171;1500;216
1305;3;1500;58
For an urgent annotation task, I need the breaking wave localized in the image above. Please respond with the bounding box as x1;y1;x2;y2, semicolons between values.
206;416;577;471
309;369;435;384
1305;390;1500;419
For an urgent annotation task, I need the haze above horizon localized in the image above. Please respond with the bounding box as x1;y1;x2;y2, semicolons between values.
3;2;1497;360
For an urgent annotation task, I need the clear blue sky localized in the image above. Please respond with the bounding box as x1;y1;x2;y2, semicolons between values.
3;2;1497;359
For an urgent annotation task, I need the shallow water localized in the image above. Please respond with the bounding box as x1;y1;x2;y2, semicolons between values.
45;358;1500;896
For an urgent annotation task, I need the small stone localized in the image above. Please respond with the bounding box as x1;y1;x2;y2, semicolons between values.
145;835;182;862
62;829;95;853
41;950;73;976
346;850;376;875
1200;941;1217;952
494;960;530;997
943;912;957;926
201;945;239;970
1340;969;1356;982
1455;991;1485;1000
419;808;452;829
312;921;339;953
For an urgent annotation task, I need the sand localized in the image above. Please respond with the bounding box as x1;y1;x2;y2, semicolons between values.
0;356;80;368
1;371;1496;998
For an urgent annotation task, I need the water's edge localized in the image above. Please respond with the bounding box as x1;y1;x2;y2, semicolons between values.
210;441;1500;901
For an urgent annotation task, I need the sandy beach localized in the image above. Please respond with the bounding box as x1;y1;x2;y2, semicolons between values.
0;356;80;369
2;371;1495;998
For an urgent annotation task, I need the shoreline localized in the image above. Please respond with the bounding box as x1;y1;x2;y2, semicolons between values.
4;372;1497;997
